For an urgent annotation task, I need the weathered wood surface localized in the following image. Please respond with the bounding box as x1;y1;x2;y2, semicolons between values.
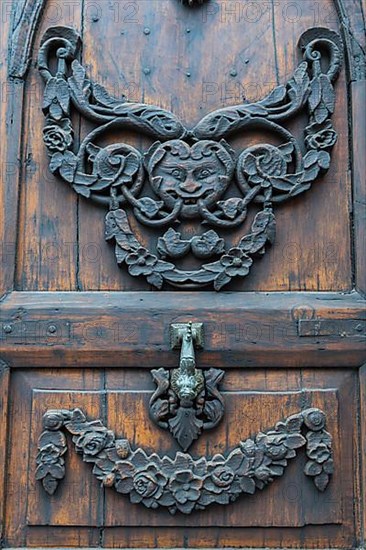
0;0;365;548
0;361;10;543
0;291;365;368
11;0;354;292
3;368;357;548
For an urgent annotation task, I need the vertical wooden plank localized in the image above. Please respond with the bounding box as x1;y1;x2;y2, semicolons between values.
360;365;366;546
0;361;10;543
271;0;352;293
15;1;82;290
351;81;366;295
0;2;23;296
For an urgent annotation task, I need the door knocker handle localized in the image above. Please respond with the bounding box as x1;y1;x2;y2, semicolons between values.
170;322;204;401
149;322;225;450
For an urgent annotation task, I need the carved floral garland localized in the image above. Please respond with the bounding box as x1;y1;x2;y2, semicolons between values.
36;407;333;514
38;26;343;290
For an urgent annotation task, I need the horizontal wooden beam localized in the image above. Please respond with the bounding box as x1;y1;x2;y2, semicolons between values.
0;291;365;368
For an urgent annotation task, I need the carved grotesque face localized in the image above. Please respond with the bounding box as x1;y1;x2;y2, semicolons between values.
145;140;235;218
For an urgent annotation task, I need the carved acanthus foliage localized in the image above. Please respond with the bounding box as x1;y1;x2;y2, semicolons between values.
39;26;343;290
36;407;333;514
150;367;225;451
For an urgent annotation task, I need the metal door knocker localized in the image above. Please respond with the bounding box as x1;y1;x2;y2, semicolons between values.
149;322;225;451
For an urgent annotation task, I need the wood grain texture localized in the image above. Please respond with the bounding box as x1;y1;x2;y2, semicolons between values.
0;361;10;543
8;0;354;292
351;80;366;295
3;368;358;548
0;4;24;296
14;0;82;291
360;364;366;546
1;291;365;368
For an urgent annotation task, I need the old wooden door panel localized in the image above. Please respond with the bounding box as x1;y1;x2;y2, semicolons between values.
4;368;357;547
13;0;352;292
1;0;365;548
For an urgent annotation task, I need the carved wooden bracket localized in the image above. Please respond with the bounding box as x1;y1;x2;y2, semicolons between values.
38;26;343;290
36;407;333;514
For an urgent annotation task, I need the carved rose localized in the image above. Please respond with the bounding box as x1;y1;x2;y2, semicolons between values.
240;438;257;457
191;230;225;259
125;247;158;276
305;120;337;150
115;462;167;504
262;437;288;460
43;118;73;153
43;411;65;431
133;465;167;501
204;465;235;494
303;409;326;431
220;248;253;277
38;443;62;465
307;442;330;464
169;470;203;504
35;443;65;482
75;428;114;456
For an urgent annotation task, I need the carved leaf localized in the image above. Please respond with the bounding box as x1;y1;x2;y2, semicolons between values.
93;82;126;107
157;228;191;259
214;272;232;291
314;471;330;492
261;84;287;107
135;198;164;219
168;407;203;452
146;272;164;289
42;474;60;496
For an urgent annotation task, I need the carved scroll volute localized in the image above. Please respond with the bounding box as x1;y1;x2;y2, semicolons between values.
149;322;225;451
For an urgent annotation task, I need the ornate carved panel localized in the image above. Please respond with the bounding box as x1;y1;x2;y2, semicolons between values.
38;25;343;290
36;405;333;515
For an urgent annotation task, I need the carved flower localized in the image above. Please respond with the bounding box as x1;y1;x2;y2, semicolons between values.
262;436;288;460
125;247;158;276
74;428;114;457
307;443;330;464
220;248;253;277
43;411;65;431
35;444;65;481
240;438;257;458
305;120;337;150
43;118;73;153
169;470;203;504
38;444;62;465
133;465;167;502
303;409;326;431
115;462;167;504
204;465;235;494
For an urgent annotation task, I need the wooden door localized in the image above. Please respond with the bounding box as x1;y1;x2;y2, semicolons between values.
1;0;365;548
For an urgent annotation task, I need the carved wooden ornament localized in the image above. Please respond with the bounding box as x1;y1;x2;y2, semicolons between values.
36;407;334;514
38;26;343;290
